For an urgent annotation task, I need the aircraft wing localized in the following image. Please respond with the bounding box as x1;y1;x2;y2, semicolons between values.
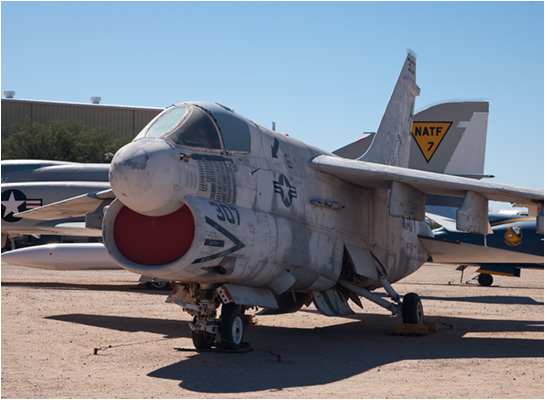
310;155;543;204
311;155;543;234
13;189;115;221
420;236;544;264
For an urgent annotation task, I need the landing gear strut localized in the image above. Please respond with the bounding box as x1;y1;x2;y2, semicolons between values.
339;277;424;324
167;283;246;350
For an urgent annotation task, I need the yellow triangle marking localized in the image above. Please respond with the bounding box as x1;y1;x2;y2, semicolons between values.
411;122;452;162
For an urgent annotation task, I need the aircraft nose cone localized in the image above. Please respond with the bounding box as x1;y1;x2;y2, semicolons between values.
110;139;180;216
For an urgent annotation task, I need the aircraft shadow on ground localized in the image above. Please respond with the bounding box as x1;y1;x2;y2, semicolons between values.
47;311;541;394
46;314;190;339
368;290;542;305
146;314;543;393
422;295;543;306
1;281;167;294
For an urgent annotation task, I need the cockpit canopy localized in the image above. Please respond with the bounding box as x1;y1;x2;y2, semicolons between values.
134;102;251;153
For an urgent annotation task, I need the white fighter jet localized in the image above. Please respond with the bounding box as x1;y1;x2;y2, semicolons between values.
10;53;543;350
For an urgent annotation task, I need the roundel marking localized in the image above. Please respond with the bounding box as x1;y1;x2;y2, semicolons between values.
1;189;42;222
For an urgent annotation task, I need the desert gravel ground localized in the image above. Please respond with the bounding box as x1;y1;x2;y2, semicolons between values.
1;262;543;399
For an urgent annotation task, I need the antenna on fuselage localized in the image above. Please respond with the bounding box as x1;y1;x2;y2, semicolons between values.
272;122;276;131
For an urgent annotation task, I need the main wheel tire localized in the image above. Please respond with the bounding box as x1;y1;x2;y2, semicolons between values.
220;304;244;350
402;292;424;324
478;273;493;287
192;330;215;350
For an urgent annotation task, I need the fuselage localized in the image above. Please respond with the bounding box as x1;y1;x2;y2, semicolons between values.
104;101;430;292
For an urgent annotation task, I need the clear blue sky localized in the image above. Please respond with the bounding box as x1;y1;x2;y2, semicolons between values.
2;1;543;200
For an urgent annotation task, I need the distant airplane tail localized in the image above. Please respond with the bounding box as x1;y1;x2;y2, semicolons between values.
409;101;490;177
336;101;491;177
357;53;420;167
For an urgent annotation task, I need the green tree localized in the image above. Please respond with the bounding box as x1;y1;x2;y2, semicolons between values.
2;119;134;162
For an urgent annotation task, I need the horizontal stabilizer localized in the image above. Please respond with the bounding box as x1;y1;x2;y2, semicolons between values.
333;133;375;159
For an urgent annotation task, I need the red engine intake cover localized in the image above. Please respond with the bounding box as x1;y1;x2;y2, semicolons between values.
114;205;195;266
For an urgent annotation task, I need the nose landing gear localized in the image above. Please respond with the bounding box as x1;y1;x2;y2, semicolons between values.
167;283;247;351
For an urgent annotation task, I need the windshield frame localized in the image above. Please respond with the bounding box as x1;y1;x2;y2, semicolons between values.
134;104;226;152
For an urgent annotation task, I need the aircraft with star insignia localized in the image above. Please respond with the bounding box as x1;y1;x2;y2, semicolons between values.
3;53;543;351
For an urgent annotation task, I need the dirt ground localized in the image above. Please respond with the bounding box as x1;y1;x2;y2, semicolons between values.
1;262;543;399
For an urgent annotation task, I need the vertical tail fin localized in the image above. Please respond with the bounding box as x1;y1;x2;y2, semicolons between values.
410;101;490;177
334;102;491;180
358;53;420;167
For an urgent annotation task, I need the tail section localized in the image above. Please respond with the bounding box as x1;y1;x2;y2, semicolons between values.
409;101;490;177
358;53;420;167
334;101;492;179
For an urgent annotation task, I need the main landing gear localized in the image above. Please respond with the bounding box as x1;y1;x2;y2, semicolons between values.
401;292;424;324
477;273;493;287
167;283;247;350
340;276;424;325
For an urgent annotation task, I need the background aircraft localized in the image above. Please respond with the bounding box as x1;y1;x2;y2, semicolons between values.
2;159;109;183
2;180;109;249
0;161;174;289
424;211;543;286
5;54;543;351
1;161;110;249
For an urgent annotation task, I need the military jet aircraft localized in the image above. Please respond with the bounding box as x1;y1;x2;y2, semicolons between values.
1;159;111;249
424;211;543;286
5;101;485;249
0;101;496;290
9;53;543;350
2;181;109;247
